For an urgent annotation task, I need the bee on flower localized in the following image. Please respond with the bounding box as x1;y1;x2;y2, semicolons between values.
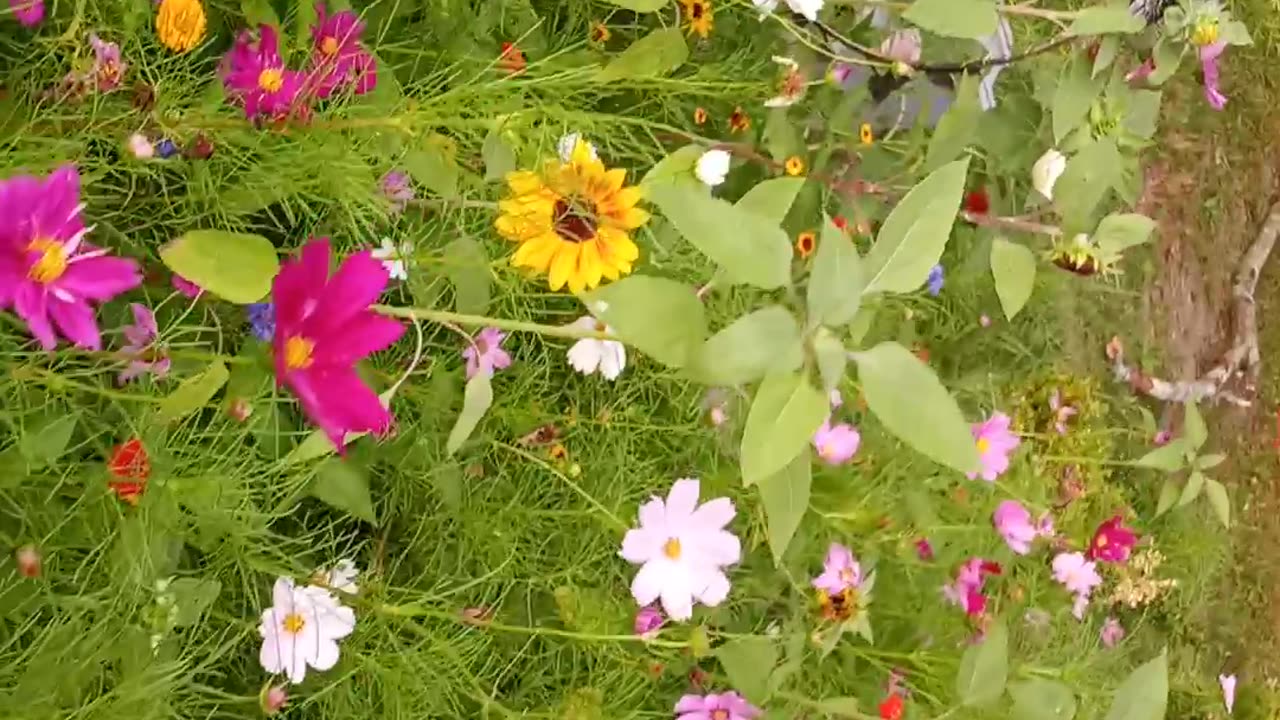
681;0;713;39
812;543;875;638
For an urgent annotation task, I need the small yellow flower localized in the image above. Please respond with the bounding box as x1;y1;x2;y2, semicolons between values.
590;22;611;44
795;231;816;258
549;443;568;462
859;123;874;145
693;107;708;125
728;107;751;133
155;0;206;53
784;156;805;176
681;0;713;39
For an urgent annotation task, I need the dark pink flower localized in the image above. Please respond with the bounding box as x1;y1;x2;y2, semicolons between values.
271;238;406;449
915;538;934;561
634;605;664;638
309;4;376;98
942;558;1001;617
9;0;43;27
221;25;308;120
90;33;126;91
1199;42;1228;110
0;165;141;350
172;274;201;297
674;691;761;720
1086;515;1137;563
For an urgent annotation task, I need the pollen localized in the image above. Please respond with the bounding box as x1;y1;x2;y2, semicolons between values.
976;437;991;454
662;538;681;560
284;336;315;370
258;68;284;93
26;238;68;284
1191;18;1219;46
784;156;805;176
281;612;305;634
320;36;339;55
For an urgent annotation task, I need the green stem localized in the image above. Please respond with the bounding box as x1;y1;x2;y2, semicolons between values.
372;305;611;340
375;603;690;648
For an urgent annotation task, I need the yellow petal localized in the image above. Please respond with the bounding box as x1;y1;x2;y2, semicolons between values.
579;241;605;289
506;170;543;195
602;168;627;193
547;243;579;291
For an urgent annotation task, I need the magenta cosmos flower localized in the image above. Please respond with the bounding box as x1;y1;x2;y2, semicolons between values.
271;238;406;449
812;542;861;595
9;0;42;27
461;326;512;380
222;25;308;120
309;4;376;98
1199;41;1228;110
1087;515;1137;563
674;691;761;720
942;558;1001;617
633;605;664;638
0;165;141;350
968;412;1019;481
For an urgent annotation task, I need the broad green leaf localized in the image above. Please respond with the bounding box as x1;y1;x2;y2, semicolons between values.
584;275;707;368
19;414;77;469
1155;477;1179;516
442;236;491;314
716;636;778;704
1067;5;1145;36
1010;679;1077;720
1102;651;1168;720
311;458;377;522
1053;54;1104;144
1093;36;1120;77
757;452;811;565
1095;213;1156;262
168;578;221;627
853;342;979;474
813;329;847;394
293;0;317;53
1149;39;1185;85
1206;479;1230;527
1183;400;1207;450
160;231;279;304
403;143;459;198
1222;20;1252;45
482;126;517;182
740;371;829;486
1055;138;1122;225
157;362;230;423
903;0;998;39
737;177;806;225
601;0;665;11
689;306;802;385
648;185;791;289
597;28;688;82
1178;469;1205;506
862;159;969;295
241;0;280;30
1196;453;1226;469
1134;439;1188;471
990;238;1037;320
808;216;865;327
925;74;980;172
956;619;1008;705
447;373;493;454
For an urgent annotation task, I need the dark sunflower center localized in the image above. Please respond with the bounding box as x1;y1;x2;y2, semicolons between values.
692;3;704;18
553;199;597;243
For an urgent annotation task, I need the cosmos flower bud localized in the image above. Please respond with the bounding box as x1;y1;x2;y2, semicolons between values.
15;545;40;578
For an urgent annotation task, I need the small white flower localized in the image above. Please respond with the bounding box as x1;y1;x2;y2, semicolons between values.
784;0;824;21
258;577;355;684
371;238;409;281
128;133;154;159
557;132;598;163
695;149;731;187
322;559;359;595
566;316;627;380
1032;148;1068;200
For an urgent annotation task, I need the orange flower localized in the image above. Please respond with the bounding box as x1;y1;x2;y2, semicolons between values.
728;106;750;133
784;155;805;176
108;438;150;505
499;42;526;74
693;107;708;125
589;22;610;44
795;231;816;258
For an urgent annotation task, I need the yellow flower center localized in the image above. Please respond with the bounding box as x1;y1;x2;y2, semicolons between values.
711;711;729;720
27;238;68;283
258;68;284;93
321;36;339;55
284;336;315;370
976;437;991;454
281;612;305;634
662;538;681;560
1096;535;1109;548
1192;18;1219;46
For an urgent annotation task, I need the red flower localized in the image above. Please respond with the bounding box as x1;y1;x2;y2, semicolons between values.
914;538;934;561
879;694;905;720
832;215;848;231
15;545;40;578
963;188;990;215
499;42;526;74
108;438;150;505
1087;515;1137;563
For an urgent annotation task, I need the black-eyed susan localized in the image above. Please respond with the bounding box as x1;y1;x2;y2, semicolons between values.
795;231;816;258
681;0;713;39
859;123;874;145
549;443;568;462
495;139;649;293
589;22;610;44
728;106;750;133
784;155;805;176
693;107;708;125
155;0;206;53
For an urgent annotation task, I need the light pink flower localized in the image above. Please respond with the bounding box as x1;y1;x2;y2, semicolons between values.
675;691;761;720
812;542;861;594
813;419;860;465
263;685;288;715
968;412;1019;481
942;558;1001;616
118;303;170;383
1153;429;1172;446
1220;674;1236;715
90;33;126;91
634;605;664;638
1126;58;1156;84
619;478;740;621
1100;617;1124;648
461;326;512;379
1048;389;1077;435
1200;42;1228;110
1052;551;1102;620
879;29;921;65
992;500;1039;555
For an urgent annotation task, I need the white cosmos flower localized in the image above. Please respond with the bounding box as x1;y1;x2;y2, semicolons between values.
322;559;359;595
557;132;598;162
1032;149;1068;200
695;149;731;187
371;238;409;281
258;577;355;684
566;315;627;380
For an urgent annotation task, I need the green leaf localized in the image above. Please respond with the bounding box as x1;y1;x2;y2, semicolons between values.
1010;679;1078;720
1149;39;1185;85
1067;5;1146;36
808;216;865;327
1103;651;1168;720
1134;440;1188;471
1055;138;1122;224
853;342;979;474
442;236;491;314
757;452;811;565
648;185;791;289
816;698;862;717
311;458;377;523
447;373;493;454
862;159;969;295
241;0;280;30
902;0;998;39
403;144;459;198
716;636;778;705
293;0;317;53
956;619;1008;705
736;177;806;225
1222;20;1252;45
1155;477;1179;515
160;231;279;304
924;74;980;172
1196;453;1226;470
168;578;221;627
19;414;77;469
1178;469;1205;507
740;371;829;486
597;28;688;82
1183;400;1207;450
1093;36;1120;77
482;126;517;182
813;329;848;394
689;306;802;385
1095;213;1156;263
601;0;665;11
1205;479;1231;527
583;275;707;368
641;144;705;191
1053;54;1105;144
157;362;230;423
990;238;1037;320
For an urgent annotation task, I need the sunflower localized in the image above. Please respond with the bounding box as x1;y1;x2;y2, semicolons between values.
784;155;805;176
681;0;713;38
155;0;206;53
859;122;874;145
693;107;708;125
590;22;610;44
495;140;649;293
795;231;816;258
729;106;751;133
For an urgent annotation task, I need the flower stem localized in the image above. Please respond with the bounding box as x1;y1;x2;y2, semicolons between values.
372;305;611;339
375;603;690;648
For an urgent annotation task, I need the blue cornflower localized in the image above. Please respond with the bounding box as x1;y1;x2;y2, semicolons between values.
246;302;275;341
156;138;178;158
927;264;944;296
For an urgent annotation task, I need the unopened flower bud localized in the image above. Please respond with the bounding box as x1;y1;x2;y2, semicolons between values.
260;685;287;715
15;545;40;578
227;397;253;422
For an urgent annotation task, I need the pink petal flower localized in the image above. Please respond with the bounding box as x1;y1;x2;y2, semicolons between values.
634;605;664;638
1051;551;1101;597
1199;42;1228;110
172;274;202;297
221;25;310;120
1219;674;1236;715
461;326;512;379
9;0;43;27
674;691;761;720
812;542;861;594
1086;515;1137;564
308;5;377;98
992;500;1038;555
967;412;1019;481
1100;617;1125;648
813;420;860;465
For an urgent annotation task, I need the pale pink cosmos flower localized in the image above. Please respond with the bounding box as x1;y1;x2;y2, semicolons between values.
813;419;860;465
1052;551;1101;620
118;303;170;383
1200;42;1228;110
879;29;921;66
1100;617;1125;648
461;326;512;380
634;605;664;639
619;478;740;621
812;542;861;594
674;691;761;720
992;500;1040;555
1220;674;1237;715
1049;389;1077;435
968;412;1019;481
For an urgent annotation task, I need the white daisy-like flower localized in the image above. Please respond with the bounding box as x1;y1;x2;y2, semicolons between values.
128;133;154;159
695;149;731;187
566;316;627;380
371;238;409;281
258;577;356;684
753;0;825;21
557;132;599;163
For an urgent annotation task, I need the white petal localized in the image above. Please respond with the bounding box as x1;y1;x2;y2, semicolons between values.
315;600;356;640
630;560;666;606
621;526;664;563
567;339;603;375
637;496;666;529
658;567;695;621
664;478;701;522
599;341;626;380
310;636;342;671
689;496;735;530
272;577;295;609
695;569;731;607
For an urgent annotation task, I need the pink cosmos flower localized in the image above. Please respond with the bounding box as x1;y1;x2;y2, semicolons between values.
1052;551;1101;619
309;4;376;98
172;274;201;297
118;303;170;383
813;419;860;465
221;25;308;121
812;542;861;594
1153;429;1172;446
1100;616;1125;648
0;165;141;350
1220;674;1236;715
9;0;42;27
381;170;414;213
634;605;664;638
968;412;1019;481
90;33;126;91
271;238;406;449
992;500;1039;555
1200;42;1228;110
674;691;761;720
1048;389;1077;435
942;558;1001;617
461;327;512;380
620;478;740;621
915;538;934;561
1087;515;1137;563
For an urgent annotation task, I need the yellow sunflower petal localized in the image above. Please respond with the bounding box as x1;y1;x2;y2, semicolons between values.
506;170;544;195
513;234;562;270
547;243;580;291
579;241;605;289
601;168;627;194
